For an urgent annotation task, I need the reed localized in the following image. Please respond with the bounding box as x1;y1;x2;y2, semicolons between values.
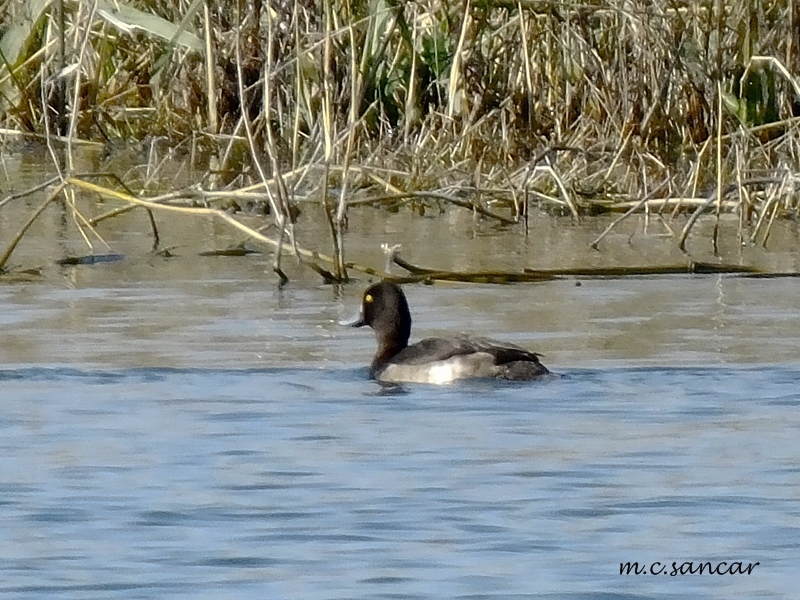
1;0;800;279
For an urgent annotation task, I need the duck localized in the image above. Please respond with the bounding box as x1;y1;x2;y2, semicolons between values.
341;282;551;384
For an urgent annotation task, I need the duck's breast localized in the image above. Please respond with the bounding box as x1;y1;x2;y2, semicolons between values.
378;352;500;384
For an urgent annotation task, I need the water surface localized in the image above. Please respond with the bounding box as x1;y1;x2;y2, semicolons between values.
1;152;799;599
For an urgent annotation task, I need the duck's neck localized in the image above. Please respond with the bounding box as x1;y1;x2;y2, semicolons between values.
371;330;408;374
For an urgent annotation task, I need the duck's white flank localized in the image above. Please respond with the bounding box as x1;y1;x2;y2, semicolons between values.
378;352;500;384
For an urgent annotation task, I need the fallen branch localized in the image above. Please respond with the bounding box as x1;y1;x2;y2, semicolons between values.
390;251;762;284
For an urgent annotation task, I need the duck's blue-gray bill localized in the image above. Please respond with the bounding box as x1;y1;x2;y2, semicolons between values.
339;312;365;327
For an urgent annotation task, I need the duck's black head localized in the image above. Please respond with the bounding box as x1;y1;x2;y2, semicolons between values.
343;282;412;354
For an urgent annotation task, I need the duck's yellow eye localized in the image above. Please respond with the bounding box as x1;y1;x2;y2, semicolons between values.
365;294;373;303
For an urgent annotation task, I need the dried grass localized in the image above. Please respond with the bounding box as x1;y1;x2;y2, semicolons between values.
2;0;800;279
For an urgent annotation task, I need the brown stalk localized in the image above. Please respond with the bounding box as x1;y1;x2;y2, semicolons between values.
711;80;724;255
234;2;288;285
203;2;218;134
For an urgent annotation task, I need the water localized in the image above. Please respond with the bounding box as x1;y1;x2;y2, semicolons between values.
1;273;799;599
2;364;798;599
2;154;800;598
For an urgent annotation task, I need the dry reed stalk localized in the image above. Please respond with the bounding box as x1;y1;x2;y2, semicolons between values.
334;129;353;280
202;2;217;135
530;164;579;222
678;177;787;251
403;3;419;141
712;80;724;255
735;142;747;245
234;3;288;285
55;0;67;136
750;177;785;244
263;3;296;286
322;0;334;163
447;0;470;120
675;136;712;219
65;0;97;171
320;164;336;275
41;67;63;180
66;186;113;251
760;192;782;248
319;0;343;281
609;198;739;211
517;2;533;132
291;0;304;173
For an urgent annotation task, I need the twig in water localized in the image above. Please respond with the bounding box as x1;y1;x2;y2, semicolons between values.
590;177;672;249
0;181;67;272
0;176;61;210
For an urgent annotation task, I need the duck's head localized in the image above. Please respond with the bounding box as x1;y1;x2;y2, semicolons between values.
341;282;412;350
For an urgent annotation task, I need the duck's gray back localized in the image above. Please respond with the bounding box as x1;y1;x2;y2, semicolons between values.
376;335;549;383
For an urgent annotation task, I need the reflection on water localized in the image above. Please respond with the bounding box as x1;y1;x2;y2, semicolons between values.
2;154;800;598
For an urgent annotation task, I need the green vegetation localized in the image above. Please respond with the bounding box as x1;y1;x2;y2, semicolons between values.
1;0;800;281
